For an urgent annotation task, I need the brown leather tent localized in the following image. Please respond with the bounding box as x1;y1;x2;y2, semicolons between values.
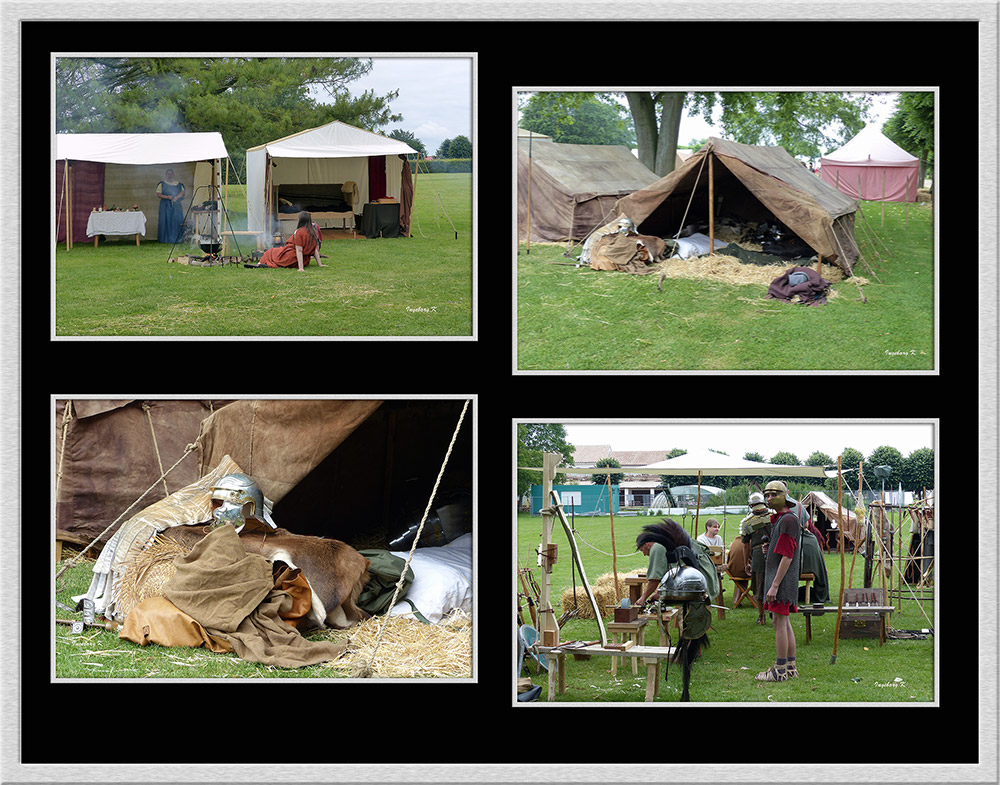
615;137;861;274
56;398;472;551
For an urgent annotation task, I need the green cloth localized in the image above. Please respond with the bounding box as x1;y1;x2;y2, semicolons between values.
720;242;789;267
798;529;831;604
357;549;415;616
646;542;670;581
693;541;721;600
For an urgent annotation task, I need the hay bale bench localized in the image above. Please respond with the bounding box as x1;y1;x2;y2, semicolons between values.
537;642;677;702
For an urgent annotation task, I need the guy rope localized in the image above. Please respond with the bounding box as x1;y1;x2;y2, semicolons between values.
359;399;471;677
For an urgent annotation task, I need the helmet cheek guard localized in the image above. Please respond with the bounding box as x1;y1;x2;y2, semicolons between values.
208;472;276;533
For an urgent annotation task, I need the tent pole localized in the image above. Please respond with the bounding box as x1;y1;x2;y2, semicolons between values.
831;456;846;665
538;452;560;648
694;469;702;537
606;473;620;601
881;171;886;227
65;159;73;251
905;173;911;229
526;132;533;255
708;153;715;255
411;155;420;238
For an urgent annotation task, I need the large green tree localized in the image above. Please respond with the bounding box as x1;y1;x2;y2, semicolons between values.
883;92;935;184
520;93;634;146
520;91;873;176
517;424;574;497
56;57;404;178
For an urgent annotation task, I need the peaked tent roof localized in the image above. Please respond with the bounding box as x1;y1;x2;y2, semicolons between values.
821;125;919;167
247;120;416;159
524;447;828;478
56;132;228;165
820;125;920;202
615;137;861;273
638;448;828;478
517;139;659;241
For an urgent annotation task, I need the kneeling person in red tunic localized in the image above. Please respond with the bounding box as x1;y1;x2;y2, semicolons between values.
254;211;327;272
756;480;802;682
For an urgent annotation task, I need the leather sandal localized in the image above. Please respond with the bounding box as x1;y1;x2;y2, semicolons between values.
755;666;788;682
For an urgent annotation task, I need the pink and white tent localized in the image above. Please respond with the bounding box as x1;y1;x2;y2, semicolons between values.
820;125;920;202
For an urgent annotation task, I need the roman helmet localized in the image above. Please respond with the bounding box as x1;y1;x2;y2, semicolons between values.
658;563;709;603
209;472;277;533
763;480;789;511
748;491;769;515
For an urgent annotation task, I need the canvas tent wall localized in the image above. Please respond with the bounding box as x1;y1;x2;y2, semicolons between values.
56;398;473;553
55;400;231;546
615;137;861;274
246;121;417;238
820;125;920;202
517;138;659;242
55;132;228;245
800;490;862;543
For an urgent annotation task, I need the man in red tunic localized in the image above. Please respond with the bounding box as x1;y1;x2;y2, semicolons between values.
253;212;327;272
755;480;802;682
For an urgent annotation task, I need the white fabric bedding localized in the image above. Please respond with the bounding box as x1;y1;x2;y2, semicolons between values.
670;232;729;259
389;533;473;624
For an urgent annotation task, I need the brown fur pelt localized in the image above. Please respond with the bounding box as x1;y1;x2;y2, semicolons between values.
160;524;370;630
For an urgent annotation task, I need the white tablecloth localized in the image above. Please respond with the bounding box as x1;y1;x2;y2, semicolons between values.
86;211;146;238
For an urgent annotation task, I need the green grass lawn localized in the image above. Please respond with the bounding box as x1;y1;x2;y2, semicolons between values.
516;200;934;371
516;512;935;703
55;173;472;337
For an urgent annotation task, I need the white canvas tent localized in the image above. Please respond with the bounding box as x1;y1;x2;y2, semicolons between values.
820;125;921;202
246;121;417;237
55;132;229;246
639;449;829;478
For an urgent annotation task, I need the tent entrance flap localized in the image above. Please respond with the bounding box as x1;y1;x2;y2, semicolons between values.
615;138;860;275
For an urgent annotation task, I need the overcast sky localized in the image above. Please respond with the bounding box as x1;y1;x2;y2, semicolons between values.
675;92;901;149
558;420;935;465
337;56;473;156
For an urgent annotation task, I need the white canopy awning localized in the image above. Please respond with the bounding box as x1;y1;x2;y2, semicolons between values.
56;132;228;165
639;449;828;478
521;448;829;478
247;120;416;160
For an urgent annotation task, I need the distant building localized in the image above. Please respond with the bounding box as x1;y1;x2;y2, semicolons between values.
529;484;619;516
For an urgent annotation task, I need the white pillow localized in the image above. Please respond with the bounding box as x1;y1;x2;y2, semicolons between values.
389;533;473;624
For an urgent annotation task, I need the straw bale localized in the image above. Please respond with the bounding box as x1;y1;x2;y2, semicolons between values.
653;254;864;287
560;572;635;619
319;609;472;679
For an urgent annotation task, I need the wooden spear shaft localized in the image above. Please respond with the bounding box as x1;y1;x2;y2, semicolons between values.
831;455;846;664
848;461;863;586
607;474;620;602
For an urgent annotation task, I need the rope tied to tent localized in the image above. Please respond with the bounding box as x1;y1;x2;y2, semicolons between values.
55;401;74;504
357;399;470;677
142;402;170;497
672;148;709;243
55;442;198;583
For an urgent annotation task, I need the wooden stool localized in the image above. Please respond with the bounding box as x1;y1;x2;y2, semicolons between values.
800;573;816;604
606;617;648;676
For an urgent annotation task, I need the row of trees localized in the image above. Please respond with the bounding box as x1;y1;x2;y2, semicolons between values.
55;57;464;179
517;424;935;501
518;91;934;183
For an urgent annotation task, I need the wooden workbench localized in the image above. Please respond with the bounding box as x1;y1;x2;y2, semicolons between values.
537;643;677;702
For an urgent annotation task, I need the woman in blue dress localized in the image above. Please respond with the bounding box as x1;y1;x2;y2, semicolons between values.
156;168;186;243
